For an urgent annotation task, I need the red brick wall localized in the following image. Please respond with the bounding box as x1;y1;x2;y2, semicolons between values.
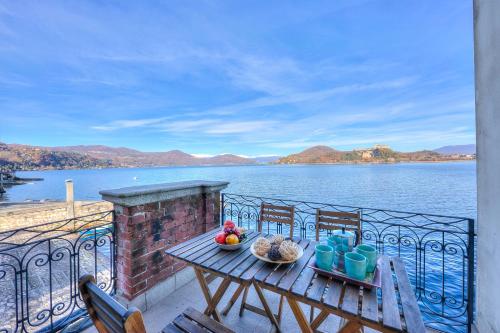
114;192;221;300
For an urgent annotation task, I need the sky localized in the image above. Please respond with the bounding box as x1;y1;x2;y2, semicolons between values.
0;1;475;157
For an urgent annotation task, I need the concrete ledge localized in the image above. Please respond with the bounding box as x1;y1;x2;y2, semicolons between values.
116;266;196;312
100;180;229;207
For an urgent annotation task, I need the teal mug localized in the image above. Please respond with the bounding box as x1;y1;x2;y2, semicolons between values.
355;244;377;273
344;252;367;280
327;236;336;249
333;244;345;271
315;244;334;271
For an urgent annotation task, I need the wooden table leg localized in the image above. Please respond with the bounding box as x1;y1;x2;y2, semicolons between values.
338;320;362;333
221;283;245;315
205;276;231;316
253;281;282;332
239;284;250;316
194;267;229;322
310;309;329;330
286;296;313;333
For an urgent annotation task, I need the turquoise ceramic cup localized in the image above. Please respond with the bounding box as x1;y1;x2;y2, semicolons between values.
333;245;345;271
355;244;377;273
344;252;367;280
327;236;336;249
315;244;334;271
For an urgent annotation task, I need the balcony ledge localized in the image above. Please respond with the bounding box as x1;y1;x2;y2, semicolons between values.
99;180;229;207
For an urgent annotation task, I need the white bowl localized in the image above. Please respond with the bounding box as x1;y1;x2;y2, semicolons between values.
250;242;304;264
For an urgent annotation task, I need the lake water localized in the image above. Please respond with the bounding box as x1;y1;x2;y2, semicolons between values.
2;161;476;218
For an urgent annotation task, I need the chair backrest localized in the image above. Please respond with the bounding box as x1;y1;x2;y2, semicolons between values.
315;209;361;242
78;275;147;333
259;203;295;238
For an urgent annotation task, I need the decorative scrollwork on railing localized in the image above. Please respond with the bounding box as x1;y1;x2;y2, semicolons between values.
221;193;475;333
0;211;116;333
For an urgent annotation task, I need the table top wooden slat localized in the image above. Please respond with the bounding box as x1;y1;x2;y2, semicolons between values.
191;246;225;265
276;241;316;291
183;241;220;262
167;229;219;255
263;239;311;286
392;258;426;333
340;284;361;316
381;256;403;331
253;261;279;282
228;254;260;279
361;286;379;323
220;250;255;275
322;279;344;309
175;234;220;259
290;255;317;297
240;257;269;281
306;275;329;303
199;247;236;269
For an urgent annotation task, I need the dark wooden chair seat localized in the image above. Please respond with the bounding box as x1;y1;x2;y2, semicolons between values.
78;275;232;333
162;307;235;333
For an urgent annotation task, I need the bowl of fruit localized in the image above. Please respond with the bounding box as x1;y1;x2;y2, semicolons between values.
214;220;247;250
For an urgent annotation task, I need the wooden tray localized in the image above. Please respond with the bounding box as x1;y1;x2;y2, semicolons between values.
309;258;382;290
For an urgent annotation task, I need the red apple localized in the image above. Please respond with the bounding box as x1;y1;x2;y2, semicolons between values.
215;232;226;244
223;220;235;229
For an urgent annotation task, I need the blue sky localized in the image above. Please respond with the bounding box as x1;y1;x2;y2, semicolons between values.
0;1;474;156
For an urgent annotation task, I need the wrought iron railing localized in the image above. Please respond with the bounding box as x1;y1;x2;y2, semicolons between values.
0;211;116;333
221;193;476;333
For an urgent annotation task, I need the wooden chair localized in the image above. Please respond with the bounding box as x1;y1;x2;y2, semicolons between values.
310;209;362;324
258;203;295;238
234;203;295;326
78;275;234;333
315;209;361;244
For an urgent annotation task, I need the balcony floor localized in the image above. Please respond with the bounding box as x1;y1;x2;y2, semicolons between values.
83;266;380;333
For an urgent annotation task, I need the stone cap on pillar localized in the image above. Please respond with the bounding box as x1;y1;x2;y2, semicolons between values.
99;180;229;207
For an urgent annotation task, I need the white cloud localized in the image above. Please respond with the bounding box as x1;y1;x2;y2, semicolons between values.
91;117;170;131
190;153;214;158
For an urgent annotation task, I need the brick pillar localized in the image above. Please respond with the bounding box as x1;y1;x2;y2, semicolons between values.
100;180;228;310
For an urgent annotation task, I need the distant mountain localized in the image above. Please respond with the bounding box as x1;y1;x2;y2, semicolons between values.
279;146;345;164
0;143;254;171
278;145;475;164
251;156;282;164
48;145;254;167
433;144;476;155
0;142;112;171
0;141;476;171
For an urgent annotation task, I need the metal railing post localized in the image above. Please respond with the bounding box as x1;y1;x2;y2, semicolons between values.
467;218;476;333
221;193;225;227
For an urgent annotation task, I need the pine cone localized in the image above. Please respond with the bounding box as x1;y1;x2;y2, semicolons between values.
279;240;300;261
254;237;271;256
269;234;285;246
268;245;282;261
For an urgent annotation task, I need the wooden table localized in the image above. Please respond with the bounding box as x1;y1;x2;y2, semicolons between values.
165;230;426;333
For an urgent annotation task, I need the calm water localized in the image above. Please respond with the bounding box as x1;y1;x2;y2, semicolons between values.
2;162;476;218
